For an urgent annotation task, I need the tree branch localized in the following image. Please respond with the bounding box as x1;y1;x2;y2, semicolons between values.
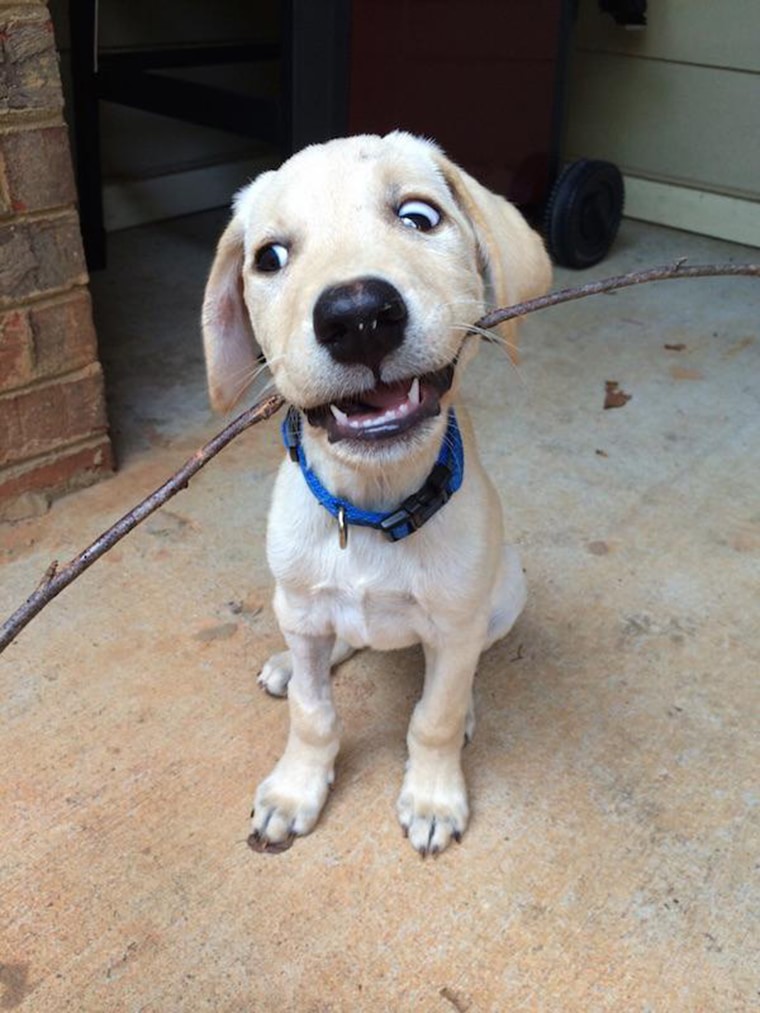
1;260;758;654
0;392;284;652
475;260;760;331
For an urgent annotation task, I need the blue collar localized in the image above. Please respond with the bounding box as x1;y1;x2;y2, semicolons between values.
281;407;464;544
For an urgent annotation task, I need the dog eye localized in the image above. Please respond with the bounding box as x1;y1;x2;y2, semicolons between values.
397;200;441;232
254;243;289;272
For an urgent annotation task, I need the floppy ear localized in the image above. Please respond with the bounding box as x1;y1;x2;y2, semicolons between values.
436;158;552;361
201;216;260;412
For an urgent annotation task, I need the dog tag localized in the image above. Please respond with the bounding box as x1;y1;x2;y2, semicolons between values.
337;505;348;549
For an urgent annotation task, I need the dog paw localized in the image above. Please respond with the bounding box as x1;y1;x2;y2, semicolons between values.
258;650;293;697
396;763;469;856
248;760;332;849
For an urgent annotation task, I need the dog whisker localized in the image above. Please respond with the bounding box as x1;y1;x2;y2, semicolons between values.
225;354;286;408
451;322;525;388
452;322;518;356
441;296;483;309
226;363;268;406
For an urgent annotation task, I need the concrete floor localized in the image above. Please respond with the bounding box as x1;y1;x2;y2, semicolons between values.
1;213;759;1011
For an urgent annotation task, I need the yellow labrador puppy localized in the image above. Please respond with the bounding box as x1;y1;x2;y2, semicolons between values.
202;132;551;855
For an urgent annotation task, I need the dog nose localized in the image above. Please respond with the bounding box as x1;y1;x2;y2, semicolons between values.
313;277;408;369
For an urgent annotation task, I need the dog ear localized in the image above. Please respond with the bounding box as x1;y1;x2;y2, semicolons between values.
436;158;552;361
201;215;260;412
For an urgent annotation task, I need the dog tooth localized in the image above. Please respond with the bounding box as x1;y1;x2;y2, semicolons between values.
330;404;349;425
409;377;420;406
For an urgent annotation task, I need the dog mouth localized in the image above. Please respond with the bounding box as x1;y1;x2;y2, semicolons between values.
305;363;455;443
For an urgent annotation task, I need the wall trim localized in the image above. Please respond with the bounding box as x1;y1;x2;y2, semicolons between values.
102;156;278;232
623;175;760;247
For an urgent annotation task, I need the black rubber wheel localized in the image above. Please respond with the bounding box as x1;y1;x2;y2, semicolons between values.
544;159;624;268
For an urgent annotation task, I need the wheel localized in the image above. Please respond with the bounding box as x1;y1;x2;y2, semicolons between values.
544;159;624;268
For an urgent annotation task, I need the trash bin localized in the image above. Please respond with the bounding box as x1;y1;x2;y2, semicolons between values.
346;0;624;267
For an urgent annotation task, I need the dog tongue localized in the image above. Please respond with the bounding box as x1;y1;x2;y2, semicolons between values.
360;380;409;411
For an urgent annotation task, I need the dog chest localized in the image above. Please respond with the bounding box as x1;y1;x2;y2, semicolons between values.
267;454;502;650
331;584;435;650
273;564;438;650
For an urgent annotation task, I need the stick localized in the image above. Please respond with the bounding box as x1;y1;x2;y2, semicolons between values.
1;260;758;654
0;392;284;652
475;260;760;331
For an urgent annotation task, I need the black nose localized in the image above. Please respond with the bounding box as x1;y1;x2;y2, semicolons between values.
313;277;407;370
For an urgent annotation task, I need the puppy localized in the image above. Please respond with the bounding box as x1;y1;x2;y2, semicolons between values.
202;132;551;855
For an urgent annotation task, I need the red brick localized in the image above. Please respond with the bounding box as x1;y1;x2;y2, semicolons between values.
29;292;98;377
1;125;77;214
0;15;62;114
0;221;37;299
0;363;108;467
0;295;97;393
0;215;87;307
0;308;34;392
0;436;113;519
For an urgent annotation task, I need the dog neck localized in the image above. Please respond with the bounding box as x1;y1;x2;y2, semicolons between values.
296;408;453;511
283;405;464;542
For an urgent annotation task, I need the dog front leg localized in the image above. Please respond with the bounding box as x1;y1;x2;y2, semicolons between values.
258;638;356;697
397;636;483;856
250;632;340;847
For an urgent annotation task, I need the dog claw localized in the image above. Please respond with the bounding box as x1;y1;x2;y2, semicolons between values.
426;822;436;854
247;830;296;854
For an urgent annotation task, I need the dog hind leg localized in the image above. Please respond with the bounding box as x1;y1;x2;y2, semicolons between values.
464;691;476;745
484;544;527;651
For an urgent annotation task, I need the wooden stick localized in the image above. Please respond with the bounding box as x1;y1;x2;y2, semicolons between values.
1;260;758;654
475;260;760;331
0;392;284;652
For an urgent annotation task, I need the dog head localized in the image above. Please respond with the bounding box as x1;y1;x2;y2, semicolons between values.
202;132;550;464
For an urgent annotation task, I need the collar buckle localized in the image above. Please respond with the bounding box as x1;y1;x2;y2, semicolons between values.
378;462;453;541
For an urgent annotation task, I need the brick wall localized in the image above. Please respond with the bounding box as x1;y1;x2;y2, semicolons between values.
0;0;112;522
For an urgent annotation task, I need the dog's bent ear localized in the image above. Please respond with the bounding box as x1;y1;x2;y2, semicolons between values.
201;216;260;413
436;157;552;361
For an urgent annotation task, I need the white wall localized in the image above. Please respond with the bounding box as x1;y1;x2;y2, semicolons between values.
566;0;760;245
